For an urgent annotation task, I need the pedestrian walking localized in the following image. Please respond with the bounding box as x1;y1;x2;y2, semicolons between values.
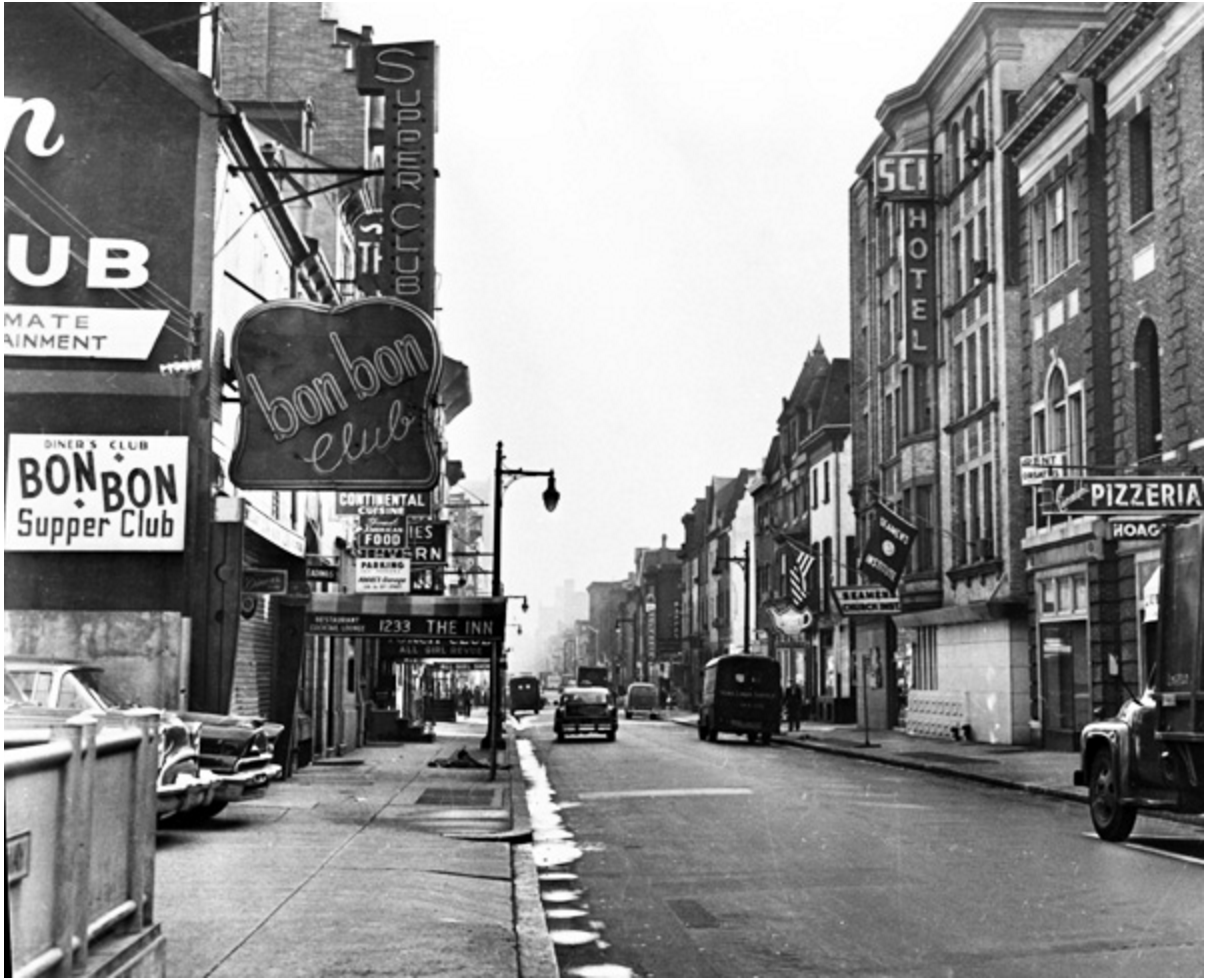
786;681;803;731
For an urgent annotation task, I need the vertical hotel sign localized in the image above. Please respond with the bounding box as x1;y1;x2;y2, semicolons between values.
357;43;437;317
875;151;935;365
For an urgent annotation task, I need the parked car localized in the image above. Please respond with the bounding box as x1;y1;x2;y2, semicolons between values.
5;659;282;820
179;709;284;819
624;682;660;720
5;659;218;820
554;686;618;741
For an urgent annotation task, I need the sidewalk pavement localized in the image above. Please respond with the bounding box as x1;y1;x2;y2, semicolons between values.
153;711;558;979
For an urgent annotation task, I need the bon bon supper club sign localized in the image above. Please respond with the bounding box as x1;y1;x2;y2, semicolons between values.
229;298;442;490
5;435;188;551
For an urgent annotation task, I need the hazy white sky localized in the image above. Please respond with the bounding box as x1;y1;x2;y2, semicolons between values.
334;0;972;651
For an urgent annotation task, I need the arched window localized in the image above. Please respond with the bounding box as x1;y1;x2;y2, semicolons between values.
1047;365;1068;456
1134;318;1162;459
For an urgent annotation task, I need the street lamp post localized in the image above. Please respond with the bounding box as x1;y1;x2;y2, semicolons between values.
614;616;635;685
714;539;751;654
485;440;559;777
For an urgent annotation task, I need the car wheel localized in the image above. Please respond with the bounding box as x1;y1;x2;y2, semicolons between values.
697;723;707;741
1088;747;1137;842
176;799;229;823
625;711;633;719
606;730;616;742
761;732;772;745
707;726;718;742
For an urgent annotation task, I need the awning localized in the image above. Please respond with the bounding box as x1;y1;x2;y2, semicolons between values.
307;593;507;640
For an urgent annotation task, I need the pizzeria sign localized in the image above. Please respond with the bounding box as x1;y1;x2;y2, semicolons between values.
1042;476;1203;516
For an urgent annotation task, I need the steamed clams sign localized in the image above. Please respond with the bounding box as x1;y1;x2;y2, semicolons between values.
229;298;442;490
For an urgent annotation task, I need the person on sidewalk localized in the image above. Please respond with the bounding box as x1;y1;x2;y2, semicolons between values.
786;682;803;732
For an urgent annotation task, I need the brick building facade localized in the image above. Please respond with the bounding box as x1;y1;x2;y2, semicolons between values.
1003;2;1203;748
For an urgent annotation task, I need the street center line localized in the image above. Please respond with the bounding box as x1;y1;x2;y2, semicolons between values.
578;788;753;801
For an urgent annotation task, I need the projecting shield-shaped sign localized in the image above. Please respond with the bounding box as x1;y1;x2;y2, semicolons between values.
229;297;442;491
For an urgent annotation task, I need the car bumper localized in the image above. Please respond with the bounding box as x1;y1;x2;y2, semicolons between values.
558;719;617;734
210;763;284;802
157;770;221;818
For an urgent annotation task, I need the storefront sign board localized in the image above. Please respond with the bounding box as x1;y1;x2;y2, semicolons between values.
5;434;187;551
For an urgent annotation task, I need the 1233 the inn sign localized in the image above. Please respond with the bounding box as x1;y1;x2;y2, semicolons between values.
229;297;442;490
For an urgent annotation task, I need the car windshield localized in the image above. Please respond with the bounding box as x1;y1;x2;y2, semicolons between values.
566;690;609;705
9;668;113;712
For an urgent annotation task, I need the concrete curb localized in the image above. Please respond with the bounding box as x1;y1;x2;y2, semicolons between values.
773;732;1087;805
506;730;560;978
671;716;1202;829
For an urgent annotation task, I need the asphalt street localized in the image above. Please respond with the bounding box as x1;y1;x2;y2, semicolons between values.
519;711;1204;979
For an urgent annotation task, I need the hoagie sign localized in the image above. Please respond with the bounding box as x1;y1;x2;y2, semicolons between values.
229;298;442;490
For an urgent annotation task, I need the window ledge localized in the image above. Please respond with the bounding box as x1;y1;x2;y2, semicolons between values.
946;558;1004;585
943;398;1000;435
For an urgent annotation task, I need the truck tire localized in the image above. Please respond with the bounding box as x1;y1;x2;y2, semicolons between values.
1088;747;1137;842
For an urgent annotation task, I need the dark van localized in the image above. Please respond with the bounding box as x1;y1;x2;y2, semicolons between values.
508;675;543;716
698;654;781;744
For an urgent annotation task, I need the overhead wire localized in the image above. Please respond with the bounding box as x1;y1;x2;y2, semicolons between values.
5;158;198;346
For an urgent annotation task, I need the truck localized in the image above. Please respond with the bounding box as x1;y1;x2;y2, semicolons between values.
1074;516;1203;841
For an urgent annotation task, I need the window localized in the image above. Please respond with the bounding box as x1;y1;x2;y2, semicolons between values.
1068;390;1085;469
1129;110;1154;222
821;537;833;612
968;468;981;556
914;484;934;571
976;209;988;278
1048;181;1069;271
950;121;963;187
954;342;965;418
966;332;979;410
952;227;965;297
1031;174;1079;286
914;626;938;691
1134;318;1162;459
883;390;897;458
980;323;991;404
953;472;967;565
823;461;831;504
1049;370;1068;455
981;463;994;559
910;364;934;435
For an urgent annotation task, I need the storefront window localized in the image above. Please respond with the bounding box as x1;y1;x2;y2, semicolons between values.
1041;579;1056;615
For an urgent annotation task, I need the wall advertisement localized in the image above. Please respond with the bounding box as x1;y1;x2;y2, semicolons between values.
5;434;188;551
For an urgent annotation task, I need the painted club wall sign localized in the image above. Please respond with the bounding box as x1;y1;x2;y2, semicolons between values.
229;297;442;490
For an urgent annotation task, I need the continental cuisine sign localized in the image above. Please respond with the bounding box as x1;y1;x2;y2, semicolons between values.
229;298;442;490
5;435;187;551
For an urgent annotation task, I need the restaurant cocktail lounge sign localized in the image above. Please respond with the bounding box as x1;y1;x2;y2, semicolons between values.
229;297;442;490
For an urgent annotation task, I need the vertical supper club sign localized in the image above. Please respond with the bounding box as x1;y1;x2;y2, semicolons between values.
357;42;437;316
228;297;442;490
875;151;935;365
